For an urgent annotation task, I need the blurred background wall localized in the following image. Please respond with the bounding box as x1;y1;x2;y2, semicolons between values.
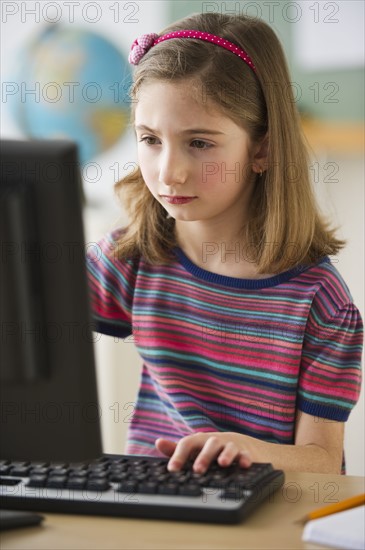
1;0;364;475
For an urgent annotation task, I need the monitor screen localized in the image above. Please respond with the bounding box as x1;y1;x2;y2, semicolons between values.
0;139;102;462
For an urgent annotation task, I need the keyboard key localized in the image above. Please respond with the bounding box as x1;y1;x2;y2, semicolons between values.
49;462;68;469
158;482;179;495
109;464;129;474
10;461;29;468
178;483;202;497
67;477;87;490
30;467;50;476
88;464;107;472
88;471;108;480
49;468;69;476
149;465;166;475
29;462;49;469
169;472;190;483
86;479;110;492
68;462;87;470
68;472;87;481
68;467;87;476
129;459;147;467
117;480;137;493
109;472;129;483
27;475;48;488
190;472;206;481
152;473;169;483
46;476;67;488
10;467;31;477
135;472;149;482
138;481;158;494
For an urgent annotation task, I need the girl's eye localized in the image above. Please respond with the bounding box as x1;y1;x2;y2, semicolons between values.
139;136;159;145
191;140;211;150
138;137;212;150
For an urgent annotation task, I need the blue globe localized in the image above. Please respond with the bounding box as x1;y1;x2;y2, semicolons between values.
11;26;132;163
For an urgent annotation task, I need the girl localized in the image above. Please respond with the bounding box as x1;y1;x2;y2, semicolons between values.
87;13;363;474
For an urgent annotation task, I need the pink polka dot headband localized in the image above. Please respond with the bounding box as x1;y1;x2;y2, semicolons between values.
128;30;257;73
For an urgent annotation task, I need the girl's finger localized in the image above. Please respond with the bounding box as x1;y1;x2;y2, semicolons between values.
192;436;226;473
155;437;177;457
238;450;253;469
167;434;207;471
217;441;240;467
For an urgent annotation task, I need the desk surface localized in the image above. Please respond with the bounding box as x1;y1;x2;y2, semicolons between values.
1;472;364;550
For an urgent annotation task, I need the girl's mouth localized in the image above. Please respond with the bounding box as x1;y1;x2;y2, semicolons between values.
160;196;197;205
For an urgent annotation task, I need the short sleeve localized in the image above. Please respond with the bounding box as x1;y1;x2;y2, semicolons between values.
298;289;363;421
86;231;137;338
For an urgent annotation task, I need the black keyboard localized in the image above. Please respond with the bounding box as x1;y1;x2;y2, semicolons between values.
0;454;285;523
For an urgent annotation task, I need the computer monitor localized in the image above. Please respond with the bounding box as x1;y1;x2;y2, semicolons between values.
0;139;102;462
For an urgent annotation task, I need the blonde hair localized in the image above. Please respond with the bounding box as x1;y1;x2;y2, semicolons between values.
114;12;344;273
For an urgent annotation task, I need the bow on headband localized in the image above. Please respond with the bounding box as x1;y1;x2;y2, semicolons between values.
128;33;159;65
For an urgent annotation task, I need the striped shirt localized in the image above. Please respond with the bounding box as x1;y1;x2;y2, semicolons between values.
86;230;363;457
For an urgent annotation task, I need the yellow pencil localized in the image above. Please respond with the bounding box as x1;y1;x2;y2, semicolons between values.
296;493;365;524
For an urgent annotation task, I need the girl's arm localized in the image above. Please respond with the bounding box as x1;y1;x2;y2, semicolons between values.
155;411;345;474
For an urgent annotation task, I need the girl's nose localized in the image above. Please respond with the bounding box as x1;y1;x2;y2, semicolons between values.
159;147;188;187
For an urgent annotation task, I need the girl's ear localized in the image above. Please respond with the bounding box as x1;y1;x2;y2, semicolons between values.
252;133;269;174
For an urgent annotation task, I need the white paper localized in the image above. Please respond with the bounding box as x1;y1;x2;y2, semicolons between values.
302;505;365;550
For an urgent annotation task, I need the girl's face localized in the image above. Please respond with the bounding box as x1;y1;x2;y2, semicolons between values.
134;80;258;229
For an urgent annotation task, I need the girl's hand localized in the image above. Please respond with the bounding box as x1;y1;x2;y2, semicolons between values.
155;432;253;473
